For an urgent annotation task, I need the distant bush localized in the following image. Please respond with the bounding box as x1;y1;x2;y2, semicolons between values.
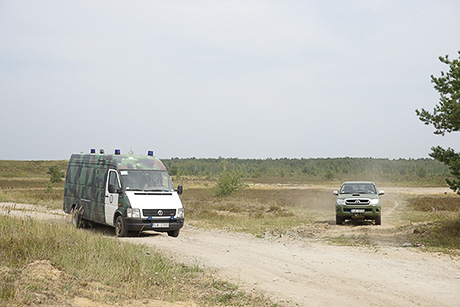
47;165;64;183
213;161;246;198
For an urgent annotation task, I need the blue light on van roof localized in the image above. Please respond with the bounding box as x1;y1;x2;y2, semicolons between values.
90;149;96;154
115;149;121;155
148;150;154;156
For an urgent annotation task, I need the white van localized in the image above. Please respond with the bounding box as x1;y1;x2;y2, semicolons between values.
63;149;184;237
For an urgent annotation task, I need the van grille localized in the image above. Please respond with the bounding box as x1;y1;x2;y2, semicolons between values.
143;209;176;217
345;199;370;205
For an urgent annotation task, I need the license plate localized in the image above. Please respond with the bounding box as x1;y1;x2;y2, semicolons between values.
351;209;365;213
152;223;169;228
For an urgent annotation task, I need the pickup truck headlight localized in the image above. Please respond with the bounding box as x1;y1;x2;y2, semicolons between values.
370;199;380;206
176;208;184;218
127;208;141;218
336;199;346;205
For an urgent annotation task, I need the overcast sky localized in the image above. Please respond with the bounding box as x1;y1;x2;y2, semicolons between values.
1;0;459;160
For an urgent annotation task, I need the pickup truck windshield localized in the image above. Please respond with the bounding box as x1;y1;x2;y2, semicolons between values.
340;183;376;194
120;170;174;191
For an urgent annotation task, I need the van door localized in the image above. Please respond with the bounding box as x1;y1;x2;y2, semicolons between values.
105;170;120;226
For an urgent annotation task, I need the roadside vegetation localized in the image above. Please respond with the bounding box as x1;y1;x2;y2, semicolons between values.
406;195;460;253
0;214;274;306
0;160;66;210
181;187;331;236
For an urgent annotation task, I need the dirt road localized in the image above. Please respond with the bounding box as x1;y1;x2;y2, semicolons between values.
2;187;460;306
123;225;460;306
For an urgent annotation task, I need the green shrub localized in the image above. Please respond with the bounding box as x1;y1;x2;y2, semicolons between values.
213;162;246;198
47;165;64;183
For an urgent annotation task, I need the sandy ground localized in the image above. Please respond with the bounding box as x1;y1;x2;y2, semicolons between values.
2;186;460;306
123;226;460;307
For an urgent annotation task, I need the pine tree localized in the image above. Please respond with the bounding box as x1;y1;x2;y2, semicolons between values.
416;51;460;194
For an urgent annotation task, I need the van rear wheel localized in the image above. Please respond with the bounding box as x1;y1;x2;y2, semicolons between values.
115;216;128;237
71;207;84;229
167;229;180;237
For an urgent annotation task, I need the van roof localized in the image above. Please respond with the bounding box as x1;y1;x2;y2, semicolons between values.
70;154;167;171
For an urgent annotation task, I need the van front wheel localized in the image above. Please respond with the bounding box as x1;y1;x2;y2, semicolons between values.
115;216;128;237
167;229;180;238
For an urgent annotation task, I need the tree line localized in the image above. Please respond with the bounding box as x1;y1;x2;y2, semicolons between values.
163;157;450;184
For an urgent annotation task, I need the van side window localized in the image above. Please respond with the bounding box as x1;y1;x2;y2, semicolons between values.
161;172;171;189
108;171;120;191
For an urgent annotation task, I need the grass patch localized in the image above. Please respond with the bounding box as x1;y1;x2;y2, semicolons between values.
0;214;276;306
0;186;63;210
407;195;460;254
182;187;334;236
0;177;64;210
0;160;68;178
409;195;460;212
0;160;66;210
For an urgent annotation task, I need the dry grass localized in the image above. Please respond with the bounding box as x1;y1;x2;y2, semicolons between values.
409;195;460;212
0;177;63;210
0;214;277;306
182;187;335;236
406;195;460;253
0;160;67;178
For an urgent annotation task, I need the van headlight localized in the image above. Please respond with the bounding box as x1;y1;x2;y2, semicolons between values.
176;208;184;218
370;199;380;206
127;208;141;218
336;199;346;205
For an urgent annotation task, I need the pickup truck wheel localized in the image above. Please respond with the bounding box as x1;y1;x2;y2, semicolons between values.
336;216;343;225
115;216;128;237
375;215;381;225
167;229;180;237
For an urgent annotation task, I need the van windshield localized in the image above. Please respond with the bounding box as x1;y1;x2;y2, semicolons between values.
120;170;174;192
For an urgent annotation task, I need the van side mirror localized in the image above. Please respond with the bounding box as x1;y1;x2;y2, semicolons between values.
333;190;338;196
177;185;183;195
378;190;385;196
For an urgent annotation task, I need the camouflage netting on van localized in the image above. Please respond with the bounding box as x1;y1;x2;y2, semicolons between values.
111;155;167;171
68;154;167;171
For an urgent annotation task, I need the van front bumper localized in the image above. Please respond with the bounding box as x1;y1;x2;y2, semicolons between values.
123;217;184;232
